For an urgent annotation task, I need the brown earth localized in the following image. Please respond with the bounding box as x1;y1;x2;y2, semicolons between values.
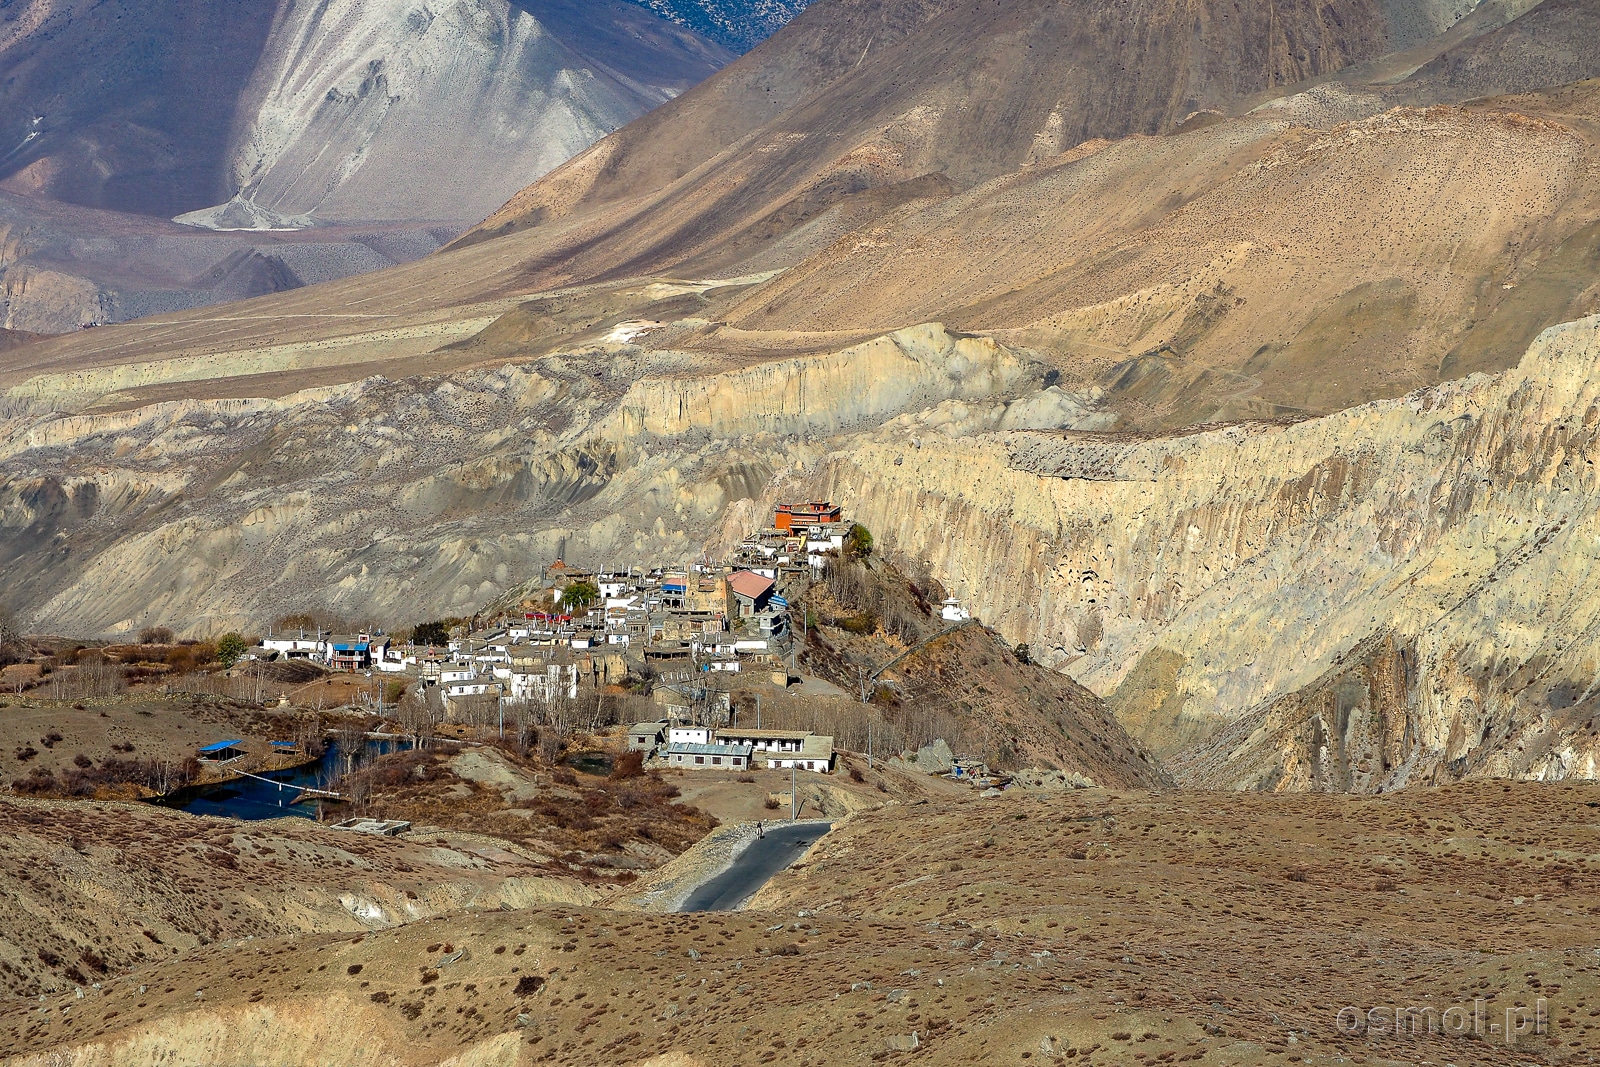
785;554;1168;783
342;744;718;868
0;795;603;1001
0;693;303;784
3;782;1596;1064
873;622;1171;785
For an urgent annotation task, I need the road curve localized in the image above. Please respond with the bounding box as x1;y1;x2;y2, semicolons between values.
679;821;832;912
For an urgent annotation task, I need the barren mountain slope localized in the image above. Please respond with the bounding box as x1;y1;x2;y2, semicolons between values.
872;622;1171;785
727;84;1600;422
0;0;731;331
0;191;459;334
817;310;1600;788
4;785;1595;1065
0;796;603;1000
1392;0;1600;101
6;2;1590;407
464;0;1408;275
0;0;728;224
787;556;1169;781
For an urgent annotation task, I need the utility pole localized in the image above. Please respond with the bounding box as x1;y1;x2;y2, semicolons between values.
755;691;761;730
790;760;798;822
498;692;505;740
868;720;874;769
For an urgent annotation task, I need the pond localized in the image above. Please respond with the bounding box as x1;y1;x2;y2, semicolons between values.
565;751;614;777
159;738;402;822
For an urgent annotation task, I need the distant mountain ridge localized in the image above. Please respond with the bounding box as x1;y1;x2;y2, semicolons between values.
0;0;732;331
621;0;813;50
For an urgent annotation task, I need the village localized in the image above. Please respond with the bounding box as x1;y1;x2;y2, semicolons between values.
229;501;977;783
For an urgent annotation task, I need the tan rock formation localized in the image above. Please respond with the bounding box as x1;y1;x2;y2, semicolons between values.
818;313;1600;788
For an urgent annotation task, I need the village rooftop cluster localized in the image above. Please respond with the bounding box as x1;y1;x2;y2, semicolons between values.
242;502;874;774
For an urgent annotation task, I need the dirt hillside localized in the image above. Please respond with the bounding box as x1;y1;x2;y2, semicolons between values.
4;782;1594;1065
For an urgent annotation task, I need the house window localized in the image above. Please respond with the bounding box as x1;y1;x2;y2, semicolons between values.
695;756;705;765
713;757;722;765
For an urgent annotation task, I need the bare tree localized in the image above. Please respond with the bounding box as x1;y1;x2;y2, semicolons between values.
334;720;367;778
395;685;439;750
0;607;25;668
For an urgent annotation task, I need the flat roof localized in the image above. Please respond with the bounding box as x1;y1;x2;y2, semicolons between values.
717;728;812;740
198;740;244;752
665;743;754;757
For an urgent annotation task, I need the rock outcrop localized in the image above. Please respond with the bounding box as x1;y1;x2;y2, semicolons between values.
819;313;1600;789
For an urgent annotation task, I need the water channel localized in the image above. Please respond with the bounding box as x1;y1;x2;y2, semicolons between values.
159;738;401;821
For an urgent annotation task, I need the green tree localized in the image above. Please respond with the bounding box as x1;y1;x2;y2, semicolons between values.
215;632;248;668
845;523;874;558
560;580;600;613
411;620;450;647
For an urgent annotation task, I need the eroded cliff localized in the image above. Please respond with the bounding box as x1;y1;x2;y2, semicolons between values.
817;313;1600;789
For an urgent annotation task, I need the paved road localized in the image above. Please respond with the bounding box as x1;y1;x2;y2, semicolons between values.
679;821;833;912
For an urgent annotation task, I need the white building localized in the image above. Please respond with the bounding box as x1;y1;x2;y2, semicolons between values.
663;742;753;771
262;636;321;658
941;598;971;622
668;725;713;745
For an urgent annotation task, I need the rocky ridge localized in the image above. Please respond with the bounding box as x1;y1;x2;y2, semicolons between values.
818;313;1600;789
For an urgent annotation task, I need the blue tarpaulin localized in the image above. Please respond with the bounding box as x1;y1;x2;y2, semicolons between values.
198;740;244;753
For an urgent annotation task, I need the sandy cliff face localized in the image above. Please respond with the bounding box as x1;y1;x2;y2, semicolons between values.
817;313;1600;788
0;324;1060;637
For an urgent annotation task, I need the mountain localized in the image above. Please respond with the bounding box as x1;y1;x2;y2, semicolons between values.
0;0;729;224
5;0;1600;791
0;0;731;331
623;0;814;51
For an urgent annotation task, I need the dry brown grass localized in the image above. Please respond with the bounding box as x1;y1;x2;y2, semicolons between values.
342;743;716;877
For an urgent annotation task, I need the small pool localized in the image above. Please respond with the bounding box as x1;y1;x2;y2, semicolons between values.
160;738;401;821
565;752;614;777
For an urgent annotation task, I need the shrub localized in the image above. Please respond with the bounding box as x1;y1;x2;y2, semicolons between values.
138;626;175;645
410;621;449;647
514;975;546;996
844;523;874;558
837;613;877;635
848;766;865;783
559;581;600;612
608;751;645;780
763;796;781;810
215;633;248;668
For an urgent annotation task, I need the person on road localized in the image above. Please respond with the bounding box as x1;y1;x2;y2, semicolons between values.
757;820;765;839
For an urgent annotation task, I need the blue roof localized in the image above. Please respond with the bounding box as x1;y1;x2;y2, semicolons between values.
269;740;298;748
665;742;754;756
198;740;244;753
